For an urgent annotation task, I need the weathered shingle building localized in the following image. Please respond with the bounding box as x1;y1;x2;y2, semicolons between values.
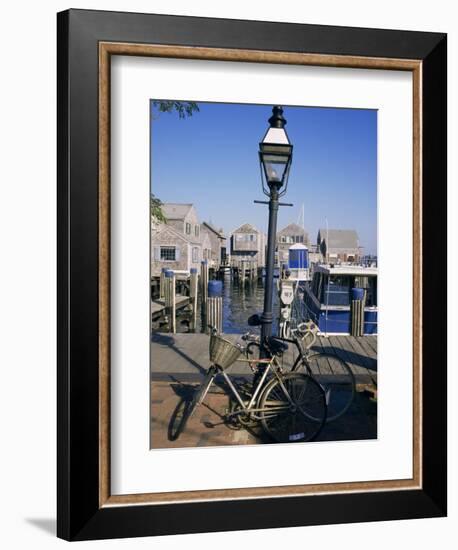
276;223;309;265
201;222;227;267
230;223;266;267
317;228;361;263
151;203;205;276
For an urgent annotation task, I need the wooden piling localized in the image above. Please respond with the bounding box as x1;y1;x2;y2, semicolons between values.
206;296;223;334
200;260;209;303
164;270;176;333
159;267;166;299
190;267;198;331
351;299;364;337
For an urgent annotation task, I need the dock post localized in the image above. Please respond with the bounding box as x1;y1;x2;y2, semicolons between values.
189;267;198;331
159;267;166;299
200;260;209;303
351;298;364;336
164;270;176;333
206;296;223;334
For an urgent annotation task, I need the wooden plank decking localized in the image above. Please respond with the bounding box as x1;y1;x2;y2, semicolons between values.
151;332;377;386
151;295;190;317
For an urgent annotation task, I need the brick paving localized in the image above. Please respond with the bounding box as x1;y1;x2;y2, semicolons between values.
150;375;377;449
150;332;377;449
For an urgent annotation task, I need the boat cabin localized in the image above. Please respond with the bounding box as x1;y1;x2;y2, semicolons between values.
304;265;378;335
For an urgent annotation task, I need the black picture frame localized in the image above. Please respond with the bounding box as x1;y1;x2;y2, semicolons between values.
57;8;447;541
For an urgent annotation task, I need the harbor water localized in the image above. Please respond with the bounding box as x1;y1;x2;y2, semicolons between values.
152;273;279;335
221;275;279;335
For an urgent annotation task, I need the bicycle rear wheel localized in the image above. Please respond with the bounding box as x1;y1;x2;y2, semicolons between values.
258;372;327;443
306;352;356;422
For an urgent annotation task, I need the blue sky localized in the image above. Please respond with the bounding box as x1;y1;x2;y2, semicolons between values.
150;101;377;254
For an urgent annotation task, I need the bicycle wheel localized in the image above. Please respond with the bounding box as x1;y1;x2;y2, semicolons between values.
305;352;356;422
258;372;327;443
186;366;216;420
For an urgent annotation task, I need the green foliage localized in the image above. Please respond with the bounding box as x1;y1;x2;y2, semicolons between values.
151;100;200;119
151;194;166;223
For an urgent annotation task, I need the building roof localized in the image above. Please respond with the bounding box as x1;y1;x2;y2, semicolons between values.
318;229;359;249
232;223;260;234
202;221;225;239
162;203;194;220
277;223;308;236
153;223;202;245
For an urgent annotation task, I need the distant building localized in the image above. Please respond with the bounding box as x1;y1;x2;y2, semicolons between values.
317;228;361;263
230;223;266;267
307;244;322;265
201;222;226;267
161;203;201;238
151;203;204;276
276;223;309;265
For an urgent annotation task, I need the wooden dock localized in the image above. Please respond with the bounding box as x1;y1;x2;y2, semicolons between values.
151;332;377;386
151;295;190;318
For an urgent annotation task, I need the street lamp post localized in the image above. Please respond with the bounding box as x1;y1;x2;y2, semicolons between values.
258;106;293;352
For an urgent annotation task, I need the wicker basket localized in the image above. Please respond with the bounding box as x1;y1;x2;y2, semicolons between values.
209;333;242;369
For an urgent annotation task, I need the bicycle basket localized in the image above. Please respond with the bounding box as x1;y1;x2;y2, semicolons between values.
209;333;242;369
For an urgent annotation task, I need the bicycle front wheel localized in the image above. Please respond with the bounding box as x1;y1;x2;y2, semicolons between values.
306;352;356;422
186;366;216;420
258;372;327;443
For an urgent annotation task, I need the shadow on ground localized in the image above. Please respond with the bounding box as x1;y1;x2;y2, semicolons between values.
25;518;56;536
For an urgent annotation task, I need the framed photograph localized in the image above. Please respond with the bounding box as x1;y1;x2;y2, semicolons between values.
57;9;447;541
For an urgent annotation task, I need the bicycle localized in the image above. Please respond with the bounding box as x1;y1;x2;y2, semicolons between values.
243;318;356;422
184;328;328;444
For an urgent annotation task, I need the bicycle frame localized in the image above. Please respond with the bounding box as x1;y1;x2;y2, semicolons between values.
279;336;313;373
216;356;295;421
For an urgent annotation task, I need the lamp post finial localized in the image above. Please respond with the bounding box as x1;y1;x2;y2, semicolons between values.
268;105;286;128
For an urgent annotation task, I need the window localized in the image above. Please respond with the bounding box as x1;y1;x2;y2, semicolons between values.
160;246;176;261
321;275;351;306
192;247;199;262
195;225;199;237
185;223;191;235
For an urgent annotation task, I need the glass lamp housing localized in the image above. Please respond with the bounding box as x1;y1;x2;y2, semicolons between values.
259;112;293;195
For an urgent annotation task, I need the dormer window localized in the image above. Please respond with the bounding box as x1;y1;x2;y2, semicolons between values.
185;223;191;235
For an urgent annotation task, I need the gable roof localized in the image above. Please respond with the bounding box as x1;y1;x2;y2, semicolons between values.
318;229;359;249
202;221;225;239
153;223;202;245
232;223;260;234
277;223;308;236
162;203;194;220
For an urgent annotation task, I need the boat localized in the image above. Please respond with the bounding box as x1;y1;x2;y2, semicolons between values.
304;264;378;335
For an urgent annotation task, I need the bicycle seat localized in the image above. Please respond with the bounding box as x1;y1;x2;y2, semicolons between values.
267;336;289;355
247;313;262;327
